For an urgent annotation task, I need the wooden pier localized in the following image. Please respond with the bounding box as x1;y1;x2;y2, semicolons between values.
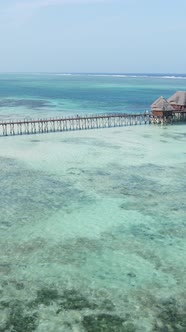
0;112;185;137
0;113;151;136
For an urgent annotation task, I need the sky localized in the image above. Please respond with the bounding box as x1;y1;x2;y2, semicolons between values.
0;0;186;73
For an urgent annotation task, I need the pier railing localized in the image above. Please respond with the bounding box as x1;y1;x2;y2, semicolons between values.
0;113;151;136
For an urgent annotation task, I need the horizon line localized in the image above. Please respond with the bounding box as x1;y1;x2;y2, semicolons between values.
0;71;186;75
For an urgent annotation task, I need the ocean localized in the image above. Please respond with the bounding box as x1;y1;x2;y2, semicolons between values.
0;73;186;331
0;73;186;119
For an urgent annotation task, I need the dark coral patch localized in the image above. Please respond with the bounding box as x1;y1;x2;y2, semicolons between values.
153;299;186;331
58;289;97;311
4;304;38;332
0;99;53;109
36;288;59;306
82;314;135;332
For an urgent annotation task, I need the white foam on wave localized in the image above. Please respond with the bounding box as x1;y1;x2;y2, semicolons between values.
161;75;186;79
26;73;186;79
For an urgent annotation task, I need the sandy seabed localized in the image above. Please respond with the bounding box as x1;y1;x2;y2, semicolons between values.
0;124;186;331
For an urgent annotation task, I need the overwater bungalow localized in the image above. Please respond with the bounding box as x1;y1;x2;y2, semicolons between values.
168;91;186;112
151;91;186;121
151;96;174;118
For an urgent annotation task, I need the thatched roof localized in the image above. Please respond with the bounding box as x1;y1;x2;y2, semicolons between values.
168;91;186;106
151;96;174;111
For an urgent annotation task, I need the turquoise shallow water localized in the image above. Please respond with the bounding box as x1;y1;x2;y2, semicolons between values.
0;75;186;331
0;73;186;119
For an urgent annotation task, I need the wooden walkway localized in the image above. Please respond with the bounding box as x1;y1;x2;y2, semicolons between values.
0;113;151;136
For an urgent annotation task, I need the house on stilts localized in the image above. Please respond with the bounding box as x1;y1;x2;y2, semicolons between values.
151;91;186;123
168;91;186;112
